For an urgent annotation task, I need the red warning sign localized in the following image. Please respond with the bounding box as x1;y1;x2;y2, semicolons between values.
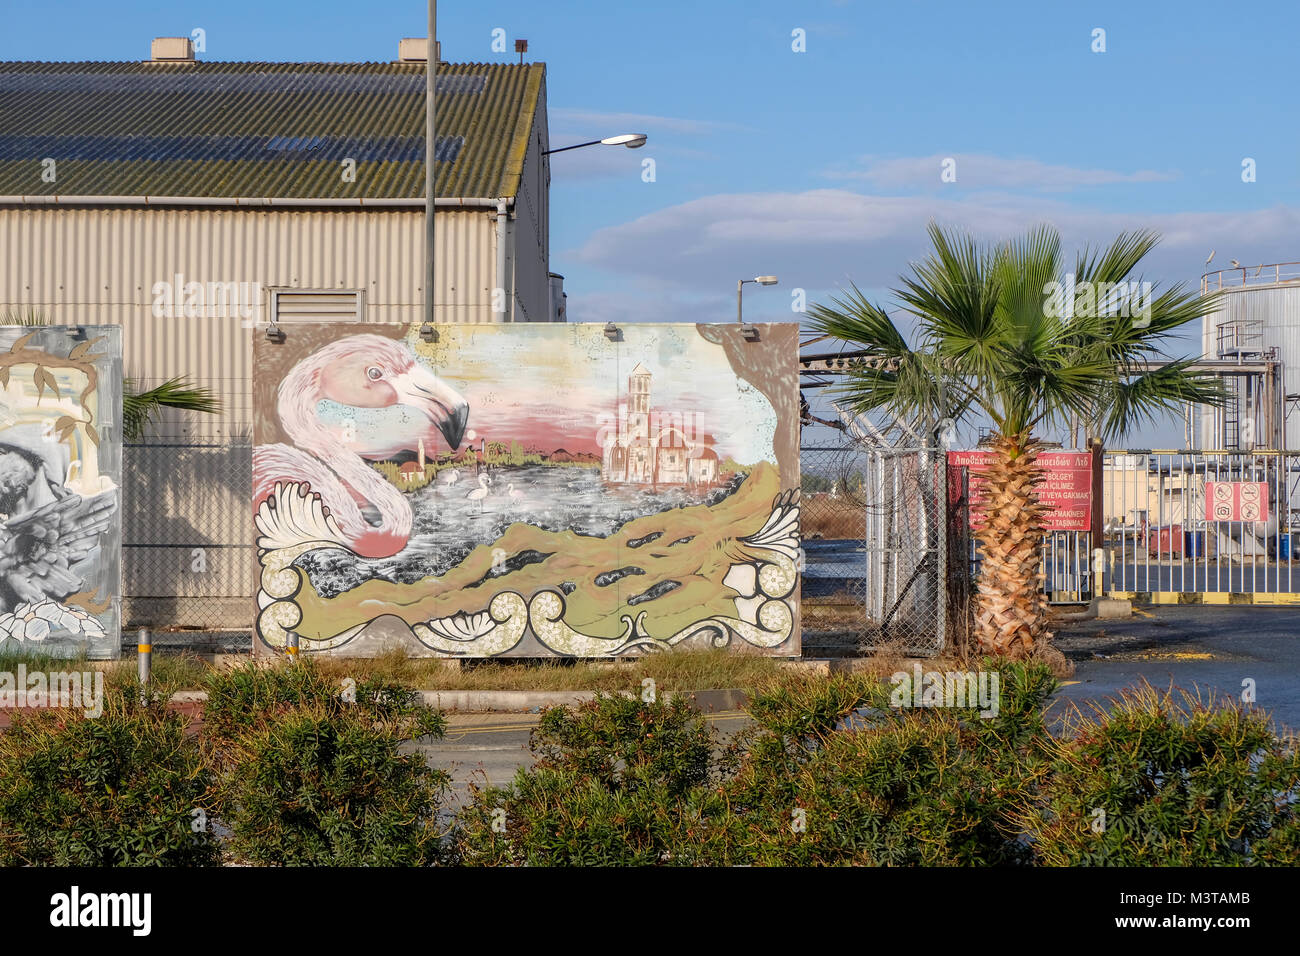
948;451;1093;532
1205;481;1269;522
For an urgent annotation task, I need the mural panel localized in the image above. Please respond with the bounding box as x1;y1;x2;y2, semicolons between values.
0;326;122;659
252;323;799;657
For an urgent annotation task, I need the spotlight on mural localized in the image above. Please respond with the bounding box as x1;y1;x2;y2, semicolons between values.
252;323;800;658
0;326;121;659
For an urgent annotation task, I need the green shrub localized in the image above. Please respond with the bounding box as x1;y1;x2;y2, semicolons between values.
718;662;1054;866
0;689;219;866
454;770;685;866
529;692;713;795
202;659;441;740
454;663;1062;866
204;661;449;866
454;769;749;867
1029;684;1300;866
452;692;713;866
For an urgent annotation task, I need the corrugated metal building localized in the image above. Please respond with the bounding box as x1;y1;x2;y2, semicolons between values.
0;39;559;630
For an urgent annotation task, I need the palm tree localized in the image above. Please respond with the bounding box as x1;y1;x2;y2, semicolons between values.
809;224;1223;657
3;309;220;440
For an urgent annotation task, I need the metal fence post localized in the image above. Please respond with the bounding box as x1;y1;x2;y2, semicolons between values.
136;628;151;703
936;449;947;653
1093;549;1108;598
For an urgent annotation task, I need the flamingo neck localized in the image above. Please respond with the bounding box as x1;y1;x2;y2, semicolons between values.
278;370;411;555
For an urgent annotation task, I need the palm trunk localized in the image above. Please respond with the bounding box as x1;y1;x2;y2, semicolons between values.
973;433;1051;656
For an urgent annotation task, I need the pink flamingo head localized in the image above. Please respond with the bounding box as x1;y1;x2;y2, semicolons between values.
285;334;470;450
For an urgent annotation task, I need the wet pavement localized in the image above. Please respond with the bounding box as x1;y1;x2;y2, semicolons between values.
1053;604;1300;732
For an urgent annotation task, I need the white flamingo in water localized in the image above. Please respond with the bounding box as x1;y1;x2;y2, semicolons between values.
441;468;460;487
466;474;490;511
253;334;470;558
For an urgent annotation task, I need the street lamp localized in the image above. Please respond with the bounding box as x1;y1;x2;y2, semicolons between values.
737;275;778;324
544;133;648;155
425;1;437;329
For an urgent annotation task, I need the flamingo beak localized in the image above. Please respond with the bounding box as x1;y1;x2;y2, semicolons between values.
391;366;470;450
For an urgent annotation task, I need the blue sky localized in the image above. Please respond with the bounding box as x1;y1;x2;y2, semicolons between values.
5;0;1299;443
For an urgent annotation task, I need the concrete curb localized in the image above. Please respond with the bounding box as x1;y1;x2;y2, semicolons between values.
1055;596;1133;622
419;690;595;712
1111;591;1300;606
163;687;751;713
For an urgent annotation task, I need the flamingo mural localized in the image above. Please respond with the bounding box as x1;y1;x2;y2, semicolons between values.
253;334;469;559
466;473;490;511
252;322;801;661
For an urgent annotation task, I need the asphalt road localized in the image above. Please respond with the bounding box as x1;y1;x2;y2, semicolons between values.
419;604;1300;798
1052;604;1300;732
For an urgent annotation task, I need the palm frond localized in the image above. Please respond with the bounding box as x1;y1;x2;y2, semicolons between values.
809;221;1220;446
1099;361;1226;440
1;307;50;326
123;378;222;441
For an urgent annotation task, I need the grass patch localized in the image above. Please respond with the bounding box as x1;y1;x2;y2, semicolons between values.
308;646;790;693
1;646;795;694
1;646;1010;694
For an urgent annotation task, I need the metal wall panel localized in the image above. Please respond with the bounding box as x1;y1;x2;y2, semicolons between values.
0;205;552;632
513;82;551;322
0;205;503;439
1201;283;1300;449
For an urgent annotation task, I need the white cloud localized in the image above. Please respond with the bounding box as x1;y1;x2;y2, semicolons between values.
568;188;1300;294
825;153;1179;192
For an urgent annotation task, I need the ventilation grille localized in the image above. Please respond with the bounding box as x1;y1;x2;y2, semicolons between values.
272;291;364;322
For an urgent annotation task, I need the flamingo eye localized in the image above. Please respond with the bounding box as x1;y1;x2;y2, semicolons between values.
366;366;383;381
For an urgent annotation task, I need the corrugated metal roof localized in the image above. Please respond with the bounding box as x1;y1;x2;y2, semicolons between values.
0;60;544;199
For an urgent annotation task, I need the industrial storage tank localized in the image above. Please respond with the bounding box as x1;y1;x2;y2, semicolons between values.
1197;263;1300;451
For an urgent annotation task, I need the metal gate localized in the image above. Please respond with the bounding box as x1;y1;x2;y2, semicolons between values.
801;444;946;655
1040;530;1093;602
1101;449;1300;602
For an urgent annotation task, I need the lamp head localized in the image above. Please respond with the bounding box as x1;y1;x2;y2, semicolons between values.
600;133;648;148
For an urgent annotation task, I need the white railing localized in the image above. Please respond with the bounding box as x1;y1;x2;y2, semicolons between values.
1202;261;1300;294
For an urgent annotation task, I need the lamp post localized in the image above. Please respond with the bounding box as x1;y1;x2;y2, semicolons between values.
425;1;437;328
543;133;648;155
737;275;778;324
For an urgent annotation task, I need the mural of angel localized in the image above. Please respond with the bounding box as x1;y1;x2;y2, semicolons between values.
0;327;121;657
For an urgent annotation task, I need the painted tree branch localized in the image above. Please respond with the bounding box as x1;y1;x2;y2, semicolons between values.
0;332;105;445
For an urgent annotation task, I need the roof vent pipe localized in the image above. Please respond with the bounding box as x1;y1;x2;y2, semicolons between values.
399;37;441;61
150;37;195;62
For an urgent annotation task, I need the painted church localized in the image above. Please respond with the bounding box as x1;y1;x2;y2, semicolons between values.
600;364;720;487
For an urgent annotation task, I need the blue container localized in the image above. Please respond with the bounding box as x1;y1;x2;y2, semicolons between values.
1282;533;1295;562
1185;530;1205;558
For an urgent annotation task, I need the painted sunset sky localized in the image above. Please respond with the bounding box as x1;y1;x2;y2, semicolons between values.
313;324;779;465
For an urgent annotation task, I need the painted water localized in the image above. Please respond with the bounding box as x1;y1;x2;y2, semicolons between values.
296;464;743;598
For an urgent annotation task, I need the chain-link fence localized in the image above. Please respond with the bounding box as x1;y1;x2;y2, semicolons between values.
122;440;254;635
945;464;975;652
801;444;948;656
